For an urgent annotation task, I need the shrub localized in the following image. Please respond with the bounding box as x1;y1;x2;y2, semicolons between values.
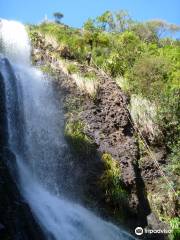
157;87;180;160
127;55;171;100
168;141;180;176
104;31;143;77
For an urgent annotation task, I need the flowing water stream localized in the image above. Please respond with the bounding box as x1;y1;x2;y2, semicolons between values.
0;19;135;240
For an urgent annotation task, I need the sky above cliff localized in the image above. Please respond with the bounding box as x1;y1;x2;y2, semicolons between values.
0;0;180;28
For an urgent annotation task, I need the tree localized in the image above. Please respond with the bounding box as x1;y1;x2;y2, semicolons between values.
131;20;180;43
83;19;99;50
146;20;180;38
96;11;114;31
83;18;96;32
128;55;171;99
114;10;133;32
53;12;64;24
96;10;133;32
104;31;142;76
131;22;158;43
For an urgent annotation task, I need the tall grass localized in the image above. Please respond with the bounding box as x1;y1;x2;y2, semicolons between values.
72;73;98;97
130;94;163;143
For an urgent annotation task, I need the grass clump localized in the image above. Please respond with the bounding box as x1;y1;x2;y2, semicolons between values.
67;63;79;74
40;65;56;76
72;74;99;98
169;217;180;240
83;71;97;79
100;153;127;205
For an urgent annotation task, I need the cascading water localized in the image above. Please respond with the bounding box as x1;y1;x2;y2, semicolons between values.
0;19;136;240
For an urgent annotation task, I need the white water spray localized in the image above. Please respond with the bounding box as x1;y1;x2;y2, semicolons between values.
0;19;31;64
0;19;135;240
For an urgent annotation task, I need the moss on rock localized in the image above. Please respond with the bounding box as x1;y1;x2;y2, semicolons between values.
99;153;128;221
100;153;127;203
65;119;96;155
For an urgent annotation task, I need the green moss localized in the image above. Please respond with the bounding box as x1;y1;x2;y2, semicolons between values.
65;120;95;155
100;153;128;208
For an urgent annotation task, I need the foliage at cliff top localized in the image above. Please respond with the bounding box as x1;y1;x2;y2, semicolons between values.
29;9;179;166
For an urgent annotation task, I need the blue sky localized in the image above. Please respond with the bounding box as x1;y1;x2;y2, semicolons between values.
0;0;180;27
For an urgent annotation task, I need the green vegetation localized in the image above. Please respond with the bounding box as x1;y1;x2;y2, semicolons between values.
40;64;56;76
82;71;96;79
170;217;180;240
100;153;127;204
29;10;179;235
67;63;79;74
148;183;180;240
65;120;95;155
100;153;128;220
30;22;86;61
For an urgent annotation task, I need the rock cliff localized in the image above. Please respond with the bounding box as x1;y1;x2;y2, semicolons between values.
30;32;152;230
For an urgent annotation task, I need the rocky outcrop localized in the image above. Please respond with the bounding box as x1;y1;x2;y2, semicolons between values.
81;76;150;220
0;67;45;240
140;147;167;185
30;32;151;230
24;29;179;240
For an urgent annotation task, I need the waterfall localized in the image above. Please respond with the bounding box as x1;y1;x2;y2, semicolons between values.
0;19;135;240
